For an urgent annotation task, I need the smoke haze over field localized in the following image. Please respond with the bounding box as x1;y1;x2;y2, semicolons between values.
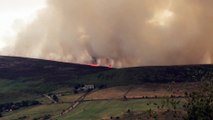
1;0;213;67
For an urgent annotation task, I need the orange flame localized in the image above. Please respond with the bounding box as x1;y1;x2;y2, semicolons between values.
87;64;113;68
87;64;100;67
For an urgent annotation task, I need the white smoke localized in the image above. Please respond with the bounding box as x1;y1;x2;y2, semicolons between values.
2;0;213;67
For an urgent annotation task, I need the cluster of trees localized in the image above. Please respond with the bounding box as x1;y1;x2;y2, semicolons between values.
98;84;108;89
157;80;213;120
47;93;59;103
52;94;59;103
115;79;213;120
0;100;41;113
74;84;85;90
110;116;120;120
183;80;213;120
156;80;213;120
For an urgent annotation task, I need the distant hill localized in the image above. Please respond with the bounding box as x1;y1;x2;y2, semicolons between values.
0;56;111;82
0;56;111;103
78;64;213;86
0;56;213;104
1;55;213;84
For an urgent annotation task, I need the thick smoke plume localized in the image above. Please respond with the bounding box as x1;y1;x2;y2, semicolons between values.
2;0;213;67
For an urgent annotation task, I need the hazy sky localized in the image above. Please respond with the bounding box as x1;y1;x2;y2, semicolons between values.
0;0;46;49
0;0;213;67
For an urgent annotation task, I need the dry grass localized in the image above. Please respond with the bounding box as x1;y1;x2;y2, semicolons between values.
126;82;199;98
85;82;199;100
85;86;130;100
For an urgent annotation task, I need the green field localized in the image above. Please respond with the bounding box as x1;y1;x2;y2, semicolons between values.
2;104;70;120
0;79;72;104
58;99;183;120
0;79;39;104
1;56;213;104
0;96;184;120
0;56;212;119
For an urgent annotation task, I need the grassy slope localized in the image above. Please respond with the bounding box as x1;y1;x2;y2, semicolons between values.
58;99;183;120
0;56;213;119
1;56;213;104
0;82;188;119
2;104;70;120
0;56;110;81
0;56;110;104
85;86;129;100
59;93;84;103
0;79;72;104
77;65;213;86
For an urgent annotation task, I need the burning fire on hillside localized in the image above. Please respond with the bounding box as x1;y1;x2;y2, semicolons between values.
87;64;112;68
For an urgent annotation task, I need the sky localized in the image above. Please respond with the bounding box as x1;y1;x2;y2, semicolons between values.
0;0;213;67
0;0;47;49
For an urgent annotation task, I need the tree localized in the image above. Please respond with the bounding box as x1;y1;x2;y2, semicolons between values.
98;84;107;89
183;80;213;120
74;84;81;89
52;95;59;103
